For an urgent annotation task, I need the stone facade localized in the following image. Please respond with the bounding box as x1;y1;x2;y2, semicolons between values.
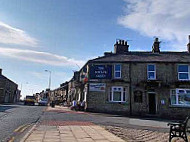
130;63;190;118
0;69;18;103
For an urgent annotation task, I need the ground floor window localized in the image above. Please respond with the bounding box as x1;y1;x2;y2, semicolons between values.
170;88;190;106
109;86;127;102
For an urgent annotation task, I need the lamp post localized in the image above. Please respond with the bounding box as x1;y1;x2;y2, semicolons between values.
20;82;29;99
45;70;51;89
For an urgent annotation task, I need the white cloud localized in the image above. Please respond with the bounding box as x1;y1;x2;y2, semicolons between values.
0;21;37;46
0;47;85;67
118;0;190;50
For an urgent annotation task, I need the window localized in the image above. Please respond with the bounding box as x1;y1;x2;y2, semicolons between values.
114;64;121;79
170;89;190;106
178;65;190;80
147;64;156;80
109;86;127;102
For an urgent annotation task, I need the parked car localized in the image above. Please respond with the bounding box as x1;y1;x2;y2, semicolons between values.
24;96;36;105
38;98;48;106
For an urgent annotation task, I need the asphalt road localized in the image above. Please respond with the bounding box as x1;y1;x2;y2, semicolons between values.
0;103;45;142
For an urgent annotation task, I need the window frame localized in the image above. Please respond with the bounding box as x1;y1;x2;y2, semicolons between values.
178;64;190;81
109;86;127;102
147;64;156;80
114;64;121;79
170;88;190;106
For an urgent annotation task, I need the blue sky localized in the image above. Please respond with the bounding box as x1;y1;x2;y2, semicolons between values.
0;0;189;99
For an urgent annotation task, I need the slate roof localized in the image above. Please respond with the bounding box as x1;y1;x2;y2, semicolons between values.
0;74;17;85
89;52;190;63
0;74;7;80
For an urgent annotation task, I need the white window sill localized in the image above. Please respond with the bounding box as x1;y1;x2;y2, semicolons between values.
114;77;122;79
147;78;156;80
169;105;190;108
108;101;128;104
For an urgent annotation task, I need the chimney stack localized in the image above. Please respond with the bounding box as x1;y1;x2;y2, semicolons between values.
187;35;190;53
0;69;2;75
152;37;160;53
114;39;129;54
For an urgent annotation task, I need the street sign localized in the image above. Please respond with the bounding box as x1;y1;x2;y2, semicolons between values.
89;83;106;92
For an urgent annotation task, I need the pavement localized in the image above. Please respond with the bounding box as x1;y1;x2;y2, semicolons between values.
23;106;125;142
21;106;187;142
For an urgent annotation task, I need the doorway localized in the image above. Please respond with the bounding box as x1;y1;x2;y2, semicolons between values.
148;93;156;114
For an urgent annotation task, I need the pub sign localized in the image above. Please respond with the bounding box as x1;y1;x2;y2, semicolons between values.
90;65;112;79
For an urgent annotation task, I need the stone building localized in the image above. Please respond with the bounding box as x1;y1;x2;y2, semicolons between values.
50;82;68;104
71;36;190;119
0;69;18;103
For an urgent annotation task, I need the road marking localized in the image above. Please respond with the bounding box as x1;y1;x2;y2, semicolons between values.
14;124;30;133
8;137;15;142
20;124;31;133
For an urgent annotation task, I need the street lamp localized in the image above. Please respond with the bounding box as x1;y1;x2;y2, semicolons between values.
20;82;29;99
45;70;51;89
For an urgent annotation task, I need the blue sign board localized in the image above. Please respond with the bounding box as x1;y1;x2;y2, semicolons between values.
90;65;112;79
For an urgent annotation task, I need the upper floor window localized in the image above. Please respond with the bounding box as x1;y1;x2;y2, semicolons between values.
114;64;121;79
109;86;127;102
178;65;190;80
147;64;156;80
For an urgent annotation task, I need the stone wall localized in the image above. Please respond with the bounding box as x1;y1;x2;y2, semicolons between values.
0;79;18;103
86;62;130;115
130;63;190;118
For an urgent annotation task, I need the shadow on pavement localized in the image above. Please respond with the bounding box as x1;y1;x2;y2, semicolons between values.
0;105;17;112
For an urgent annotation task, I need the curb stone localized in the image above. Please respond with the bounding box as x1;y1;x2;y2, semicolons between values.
19;123;38;142
20;107;45;142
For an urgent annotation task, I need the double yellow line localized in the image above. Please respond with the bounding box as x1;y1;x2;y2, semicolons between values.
14;124;30;133
8;124;31;142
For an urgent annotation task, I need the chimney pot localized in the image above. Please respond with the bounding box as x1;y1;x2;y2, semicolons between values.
155;37;159;42
152;37;160;53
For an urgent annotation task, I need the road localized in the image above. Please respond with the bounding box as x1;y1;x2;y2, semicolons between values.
0;105;171;142
0;103;45;142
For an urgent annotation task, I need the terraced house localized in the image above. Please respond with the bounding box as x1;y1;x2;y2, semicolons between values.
70;36;190;119
0;69;19;103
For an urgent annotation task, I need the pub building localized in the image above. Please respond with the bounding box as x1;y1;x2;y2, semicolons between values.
70;36;190;119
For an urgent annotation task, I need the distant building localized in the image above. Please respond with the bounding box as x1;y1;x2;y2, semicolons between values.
50;82;68;104
0;69;18;103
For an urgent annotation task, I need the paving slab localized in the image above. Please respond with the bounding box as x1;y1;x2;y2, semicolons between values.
24;124;125;142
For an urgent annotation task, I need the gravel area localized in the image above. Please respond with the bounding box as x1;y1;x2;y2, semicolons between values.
104;126;188;142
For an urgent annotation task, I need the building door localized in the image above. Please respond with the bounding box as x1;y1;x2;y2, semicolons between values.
148;93;156;114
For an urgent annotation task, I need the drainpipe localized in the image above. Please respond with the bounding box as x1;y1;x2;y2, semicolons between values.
129;62;132;116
